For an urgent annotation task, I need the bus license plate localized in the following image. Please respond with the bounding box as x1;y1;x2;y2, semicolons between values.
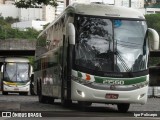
105;94;119;99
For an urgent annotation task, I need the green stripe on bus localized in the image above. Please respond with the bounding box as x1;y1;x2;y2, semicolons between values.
78;71;83;78
17;83;27;85
94;76;147;85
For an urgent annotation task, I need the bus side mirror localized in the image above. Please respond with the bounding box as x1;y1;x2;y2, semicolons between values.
148;28;159;50
1;65;3;73
30;65;33;77
67;23;75;45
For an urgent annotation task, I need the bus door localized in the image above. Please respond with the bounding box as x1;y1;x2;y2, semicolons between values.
61;35;66;98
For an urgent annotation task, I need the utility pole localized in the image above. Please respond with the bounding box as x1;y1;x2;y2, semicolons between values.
129;0;131;7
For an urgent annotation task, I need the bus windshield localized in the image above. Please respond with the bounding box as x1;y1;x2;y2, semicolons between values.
4;63;29;83
75;15;148;73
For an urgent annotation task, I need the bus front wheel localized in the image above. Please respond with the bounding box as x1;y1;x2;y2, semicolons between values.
2;91;8;95
117;103;130;113
78;101;92;107
19;92;28;95
61;99;72;107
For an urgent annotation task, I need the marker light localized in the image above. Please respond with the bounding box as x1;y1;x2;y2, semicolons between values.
72;76;93;85
86;74;91;81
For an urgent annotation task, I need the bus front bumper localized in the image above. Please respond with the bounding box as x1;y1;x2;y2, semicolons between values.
71;80;148;104
3;84;29;93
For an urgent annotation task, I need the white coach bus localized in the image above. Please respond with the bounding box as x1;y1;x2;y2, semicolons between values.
1;57;33;95
34;3;159;112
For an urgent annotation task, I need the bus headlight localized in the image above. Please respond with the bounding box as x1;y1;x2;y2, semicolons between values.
21;74;25;78
132;81;148;88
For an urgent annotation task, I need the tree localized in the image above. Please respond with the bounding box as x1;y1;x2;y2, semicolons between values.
15;0;58;8
145;14;160;44
5;17;19;24
0;18;39;40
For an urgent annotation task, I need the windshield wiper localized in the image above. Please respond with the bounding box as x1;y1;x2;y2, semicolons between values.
115;51;131;72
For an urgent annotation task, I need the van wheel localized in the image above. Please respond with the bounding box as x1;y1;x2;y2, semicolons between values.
117;103;130;113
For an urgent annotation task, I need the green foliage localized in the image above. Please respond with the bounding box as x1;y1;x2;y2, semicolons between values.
27;56;35;66
145;14;160;35
0;17;39;40
0;27;39;40
149;57;160;66
5;17;19;24
43;23;50;30
0;19;10;27
15;0;58;8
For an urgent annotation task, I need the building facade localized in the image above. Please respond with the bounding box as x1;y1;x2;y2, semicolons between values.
11;20;48;31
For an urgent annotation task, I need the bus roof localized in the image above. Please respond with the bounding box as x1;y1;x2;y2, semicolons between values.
4;57;29;63
38;3;145;38
71;3;144;19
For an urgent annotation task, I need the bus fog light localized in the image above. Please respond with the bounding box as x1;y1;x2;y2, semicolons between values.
77;90;85;98
82;92;85;97
138;93;145;100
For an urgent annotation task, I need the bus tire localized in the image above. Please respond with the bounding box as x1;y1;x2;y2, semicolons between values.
39;94;47;103
47;97;55;104
2;91;8;95
38;81;46;103
19;92;28;95
78;101;92;107
117;103;130;113
30;84;35;95
61;99;72;107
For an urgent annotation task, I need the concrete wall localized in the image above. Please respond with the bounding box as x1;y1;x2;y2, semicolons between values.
146;8;160;14
0;4;43;21
32;20;48;31
0;4;18;18
114;0;144;8
137;8;160;15
19;8;42;21
42;5;55;22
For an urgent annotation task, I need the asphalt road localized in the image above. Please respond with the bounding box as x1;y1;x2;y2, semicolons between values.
0;93;160;120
